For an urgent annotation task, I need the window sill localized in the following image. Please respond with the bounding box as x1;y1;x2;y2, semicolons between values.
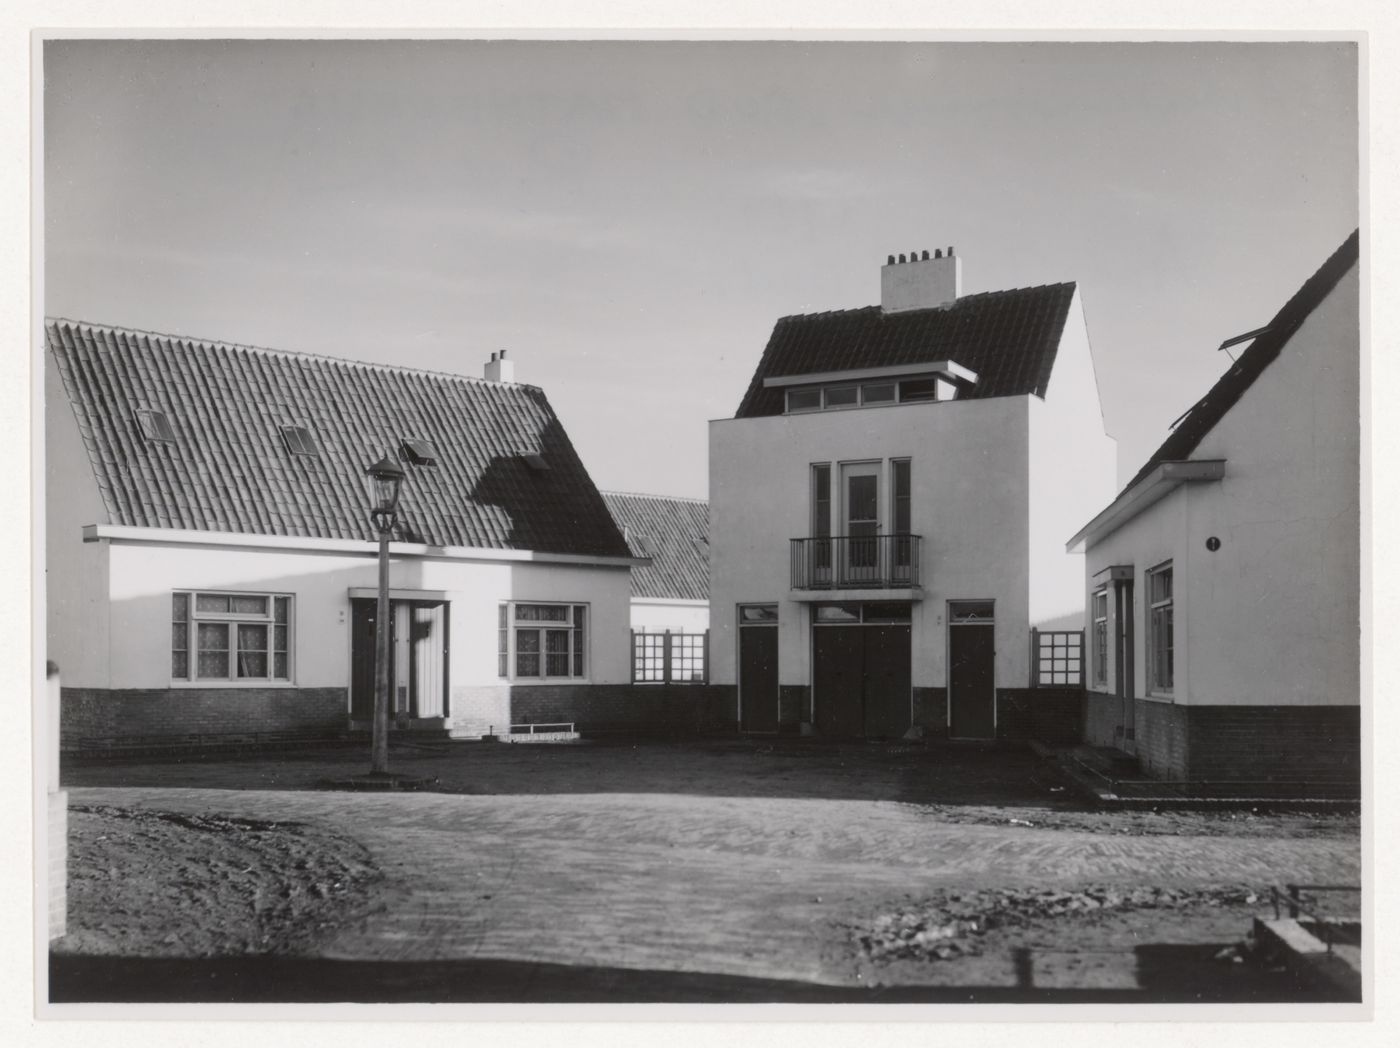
171;680;299;689
499;679;593;686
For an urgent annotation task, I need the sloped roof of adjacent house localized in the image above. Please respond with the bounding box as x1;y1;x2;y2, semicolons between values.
734;282;1078;418
1119;229;1360;494
602;491;709;602
47;319;631;557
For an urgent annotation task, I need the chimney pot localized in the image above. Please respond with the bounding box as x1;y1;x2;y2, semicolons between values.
484;350;516;383
921;250;930;260
948;246;954;256
898;253;906;264
887;255;895;265
934;249;942;259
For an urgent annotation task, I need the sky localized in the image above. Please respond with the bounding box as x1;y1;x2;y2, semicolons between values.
42;39;1359;499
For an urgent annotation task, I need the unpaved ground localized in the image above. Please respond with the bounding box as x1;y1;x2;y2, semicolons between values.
53;741;1360;1002
59;805;383;958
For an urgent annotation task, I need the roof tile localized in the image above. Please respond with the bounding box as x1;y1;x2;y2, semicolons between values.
48;319;631;558
602;492;709;602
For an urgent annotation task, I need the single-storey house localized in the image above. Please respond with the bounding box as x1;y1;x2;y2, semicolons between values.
45;320;725;744
1067;230;1360;783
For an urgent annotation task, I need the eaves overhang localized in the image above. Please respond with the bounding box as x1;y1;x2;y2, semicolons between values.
81;524;646;569
1066;460;1226;554
762;360;978;388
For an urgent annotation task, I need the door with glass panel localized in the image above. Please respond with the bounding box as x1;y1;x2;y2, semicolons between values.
840;462;881;585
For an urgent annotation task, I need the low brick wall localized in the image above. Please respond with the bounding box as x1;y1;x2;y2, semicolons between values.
996;688;1082;744
505;684;737;736
60;687;348;745
912;687;948;738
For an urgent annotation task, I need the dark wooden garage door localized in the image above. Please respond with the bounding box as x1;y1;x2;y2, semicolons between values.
813;621;911;739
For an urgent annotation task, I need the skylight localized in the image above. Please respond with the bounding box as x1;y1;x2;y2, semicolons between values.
400;438;439;467
523;453;551;472
281;425;319;456
136;409;176;444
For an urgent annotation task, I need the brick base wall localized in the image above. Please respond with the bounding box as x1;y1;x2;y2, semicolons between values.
1133;699;1190;779
779;686;808;732
1082;694;1360;783
1083;690;1123;749
996;688;1082;744
1185;705;1360;784
60;687;348;744
912;687;948;738
487;684;738;736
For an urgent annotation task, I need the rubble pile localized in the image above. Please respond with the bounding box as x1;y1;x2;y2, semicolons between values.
858;885;1261;962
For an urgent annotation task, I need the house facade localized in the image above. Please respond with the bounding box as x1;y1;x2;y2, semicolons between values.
1068;231;1361;783
708;249;1116;740
45;320;726;745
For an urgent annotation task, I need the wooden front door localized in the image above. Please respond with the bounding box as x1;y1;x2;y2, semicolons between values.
738;606;779;733
948;601;996;740
351;598;449;723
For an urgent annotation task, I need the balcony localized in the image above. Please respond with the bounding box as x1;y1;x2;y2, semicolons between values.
790;534;922;592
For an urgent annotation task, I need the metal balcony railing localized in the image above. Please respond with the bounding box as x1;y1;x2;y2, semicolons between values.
790;534;921;591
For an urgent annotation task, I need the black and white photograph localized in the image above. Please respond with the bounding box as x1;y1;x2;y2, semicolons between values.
23;6;1381;1027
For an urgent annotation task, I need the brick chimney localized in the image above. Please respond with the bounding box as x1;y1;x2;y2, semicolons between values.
881;247;962;313
484;349;515;382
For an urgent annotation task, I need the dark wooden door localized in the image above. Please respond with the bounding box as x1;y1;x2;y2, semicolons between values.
813;626;863;736
949;622;995;739
739;624;779;733
350;598;392;722
863;625;911;739
813;625;910;738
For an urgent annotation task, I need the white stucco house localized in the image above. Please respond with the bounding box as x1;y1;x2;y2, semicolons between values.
45;320;729;746
1067;230;1360;784
708;248;1116;740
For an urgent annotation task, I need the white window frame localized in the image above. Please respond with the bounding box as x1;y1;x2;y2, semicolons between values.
1146;563;1174;696
1092;587;1109;687
172;590;294;686
497;601;590;682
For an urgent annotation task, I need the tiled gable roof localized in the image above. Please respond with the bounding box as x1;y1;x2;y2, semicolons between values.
734;282;1078;418
602;491;709;602
47;319;631;558
1120;229;1360;494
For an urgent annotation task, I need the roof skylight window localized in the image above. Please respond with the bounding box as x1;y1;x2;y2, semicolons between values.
401;438;439;467
136;409;176;444
523;453;551;472
281;425;319;456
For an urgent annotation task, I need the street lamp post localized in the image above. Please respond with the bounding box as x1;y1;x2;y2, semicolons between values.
366;453;406;776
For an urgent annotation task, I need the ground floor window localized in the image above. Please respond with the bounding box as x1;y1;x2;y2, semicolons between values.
172;591;292;682
1092;588;1109;686
498;602;588;680
632;629;709;684
1147;562;1174;693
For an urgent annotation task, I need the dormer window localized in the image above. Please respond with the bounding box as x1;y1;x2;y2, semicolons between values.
786;389;822;412
770;361;976;415
281;425;319;456
897;377;958;403
136;409;176;444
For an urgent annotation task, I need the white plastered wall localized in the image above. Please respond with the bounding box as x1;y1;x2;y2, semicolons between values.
100;540;635;690
709;395;1032;691
1028;289;1118;630
629;600;710;632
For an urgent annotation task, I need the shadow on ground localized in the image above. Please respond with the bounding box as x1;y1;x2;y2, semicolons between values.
49;945;1341;1004
62;737;1078;809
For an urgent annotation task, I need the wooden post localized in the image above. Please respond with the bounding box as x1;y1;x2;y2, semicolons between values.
372;527;391;774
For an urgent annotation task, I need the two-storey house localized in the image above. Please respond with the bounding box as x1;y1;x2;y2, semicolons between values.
708;249;1116;740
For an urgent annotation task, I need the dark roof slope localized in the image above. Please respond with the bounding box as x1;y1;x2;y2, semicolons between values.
602;491;709;602
734;283;1078;418
47;319;630;557
1120;229;1360;494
